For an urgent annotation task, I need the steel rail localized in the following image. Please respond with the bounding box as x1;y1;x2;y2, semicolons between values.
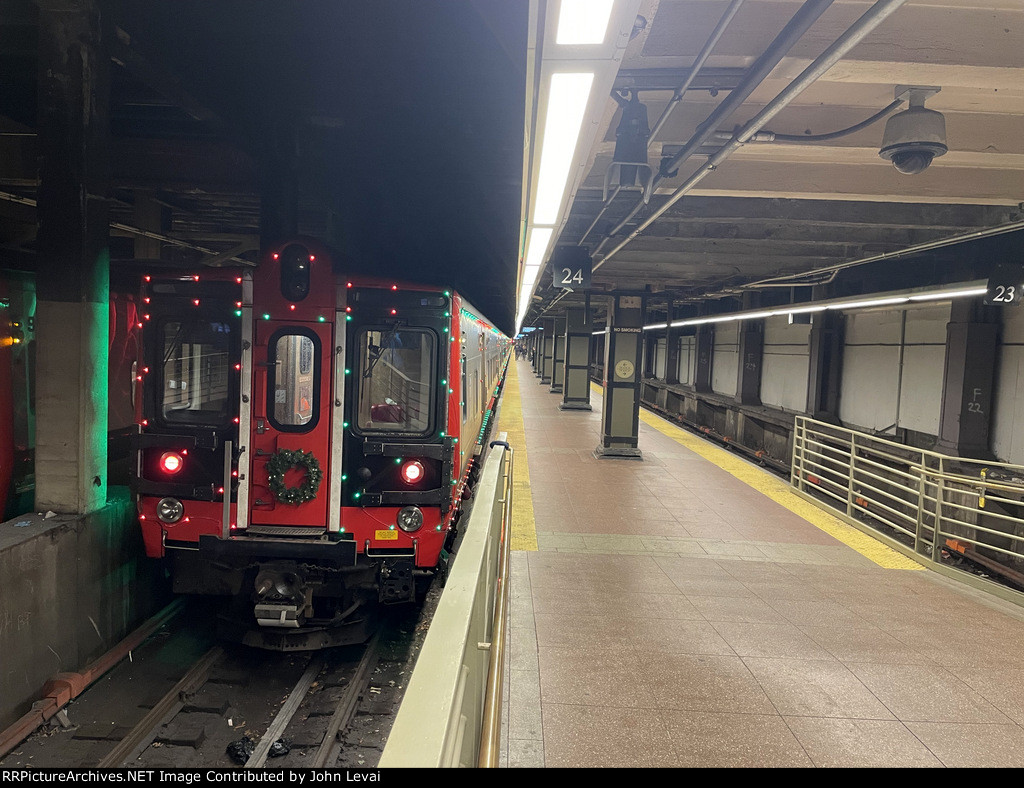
245;657;325;768
312;632;382;768
478;443;513;768
97;646;225;768
0;599;185;760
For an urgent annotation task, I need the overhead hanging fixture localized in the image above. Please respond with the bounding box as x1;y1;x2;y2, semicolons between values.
879;85;947;175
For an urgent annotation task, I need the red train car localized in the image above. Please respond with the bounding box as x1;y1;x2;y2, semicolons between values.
131;239;509;648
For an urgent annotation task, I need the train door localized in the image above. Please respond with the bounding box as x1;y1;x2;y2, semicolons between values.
248;320;334;528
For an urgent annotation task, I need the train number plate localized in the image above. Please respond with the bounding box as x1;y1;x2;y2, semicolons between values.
375;529;398;541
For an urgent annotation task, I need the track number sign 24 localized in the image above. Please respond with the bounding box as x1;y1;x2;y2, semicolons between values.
550;246;592;292
985;264;1024;306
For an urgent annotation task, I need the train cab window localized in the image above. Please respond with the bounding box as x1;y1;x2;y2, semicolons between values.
269;331;319;430
356;328;434;435
160;319;232;425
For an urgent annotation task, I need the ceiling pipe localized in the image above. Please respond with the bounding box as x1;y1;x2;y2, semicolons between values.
593;0;837;259
577;0;747;247
596;0;909;271
738;219;1024;290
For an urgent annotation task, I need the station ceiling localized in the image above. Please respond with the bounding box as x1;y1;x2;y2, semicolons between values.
521;0;1024;328
1;1;1023;337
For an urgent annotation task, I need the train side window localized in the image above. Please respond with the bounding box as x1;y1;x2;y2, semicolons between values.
160;319;232;425
356;327;435;435
268;330;319;430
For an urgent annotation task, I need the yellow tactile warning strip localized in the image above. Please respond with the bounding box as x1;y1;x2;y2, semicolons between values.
590;383;921;571
499;361;539;551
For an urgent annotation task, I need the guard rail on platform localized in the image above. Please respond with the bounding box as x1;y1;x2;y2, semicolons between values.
379;433;512;768
792;416;1024;604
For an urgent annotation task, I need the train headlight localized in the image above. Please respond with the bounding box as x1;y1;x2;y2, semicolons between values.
156;497;184;524
400;460;425;485
397;506;424;533
159;451;184;474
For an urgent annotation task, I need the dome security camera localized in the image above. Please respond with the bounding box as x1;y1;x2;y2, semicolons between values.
879;86;947;175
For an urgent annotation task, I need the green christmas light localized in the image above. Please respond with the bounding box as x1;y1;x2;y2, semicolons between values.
341;474;348;481
263;313;271;320
318;315;326;322
343;421;349;428
234;310;242;317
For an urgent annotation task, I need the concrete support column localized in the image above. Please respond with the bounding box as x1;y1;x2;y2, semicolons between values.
806;311;845;419
560;306;592;410
540;317;554;385
532;329;542;375
595;294;645;460
694;324;714;394
736;320;765;406
549;316;567;394
35;0;110;514
936;300;998;457
665;300;680;385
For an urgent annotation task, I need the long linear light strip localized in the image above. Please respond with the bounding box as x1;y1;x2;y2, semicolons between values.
629;285;988;332
557;0;616;45
532;72;595;225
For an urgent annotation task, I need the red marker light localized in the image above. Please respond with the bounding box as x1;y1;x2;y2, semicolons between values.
235;277;243;284
391;285;398;291
309;255;316;262
290;304;296;310
193;299;200;306
273;253;279;260
193;275;200;282
159;452;184;474
400;461;425;485
347;282;353;288
390;309;397;315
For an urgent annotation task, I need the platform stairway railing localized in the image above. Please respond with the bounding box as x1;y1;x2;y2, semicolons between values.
791;417;1024;602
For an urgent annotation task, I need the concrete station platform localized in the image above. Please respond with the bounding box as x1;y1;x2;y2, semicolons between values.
498;359;1024;768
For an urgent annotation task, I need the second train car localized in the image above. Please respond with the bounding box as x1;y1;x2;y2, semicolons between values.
132;238;510;648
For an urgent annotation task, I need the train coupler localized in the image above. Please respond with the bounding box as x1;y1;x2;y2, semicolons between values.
379;560;416;604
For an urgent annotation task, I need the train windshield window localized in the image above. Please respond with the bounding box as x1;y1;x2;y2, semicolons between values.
356;328;434;434
160;319;232;425
269;332;319;429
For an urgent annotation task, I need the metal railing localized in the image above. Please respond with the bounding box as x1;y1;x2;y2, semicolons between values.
792;417;1024;598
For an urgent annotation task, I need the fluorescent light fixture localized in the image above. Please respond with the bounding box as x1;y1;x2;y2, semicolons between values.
643;283;987;332
785;305;828;315
532;72;594;225
909;287;987;302
524;227;554;271
830;296;909;310
557;0;615;45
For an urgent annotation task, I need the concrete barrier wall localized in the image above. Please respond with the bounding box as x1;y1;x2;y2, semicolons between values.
0;488;168;730
379;437;507;768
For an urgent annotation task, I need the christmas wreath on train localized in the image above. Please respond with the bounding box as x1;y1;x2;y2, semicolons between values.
266;449;323;504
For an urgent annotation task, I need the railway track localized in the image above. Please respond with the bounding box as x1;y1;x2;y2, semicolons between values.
1;592;439;769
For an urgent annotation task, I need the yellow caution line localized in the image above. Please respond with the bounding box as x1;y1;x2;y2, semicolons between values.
499;362;539;551
590;383;920;571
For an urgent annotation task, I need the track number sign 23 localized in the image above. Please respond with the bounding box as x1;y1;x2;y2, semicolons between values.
985;264;1024;306
550;246;592;292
